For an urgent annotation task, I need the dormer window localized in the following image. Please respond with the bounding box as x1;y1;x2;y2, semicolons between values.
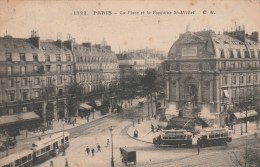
220;49;225;58
6;52;12;62
250;50;255;58
20;53;26;62
244;50;250;58
237;49;241;58
56;54;61;62
229;50;234;58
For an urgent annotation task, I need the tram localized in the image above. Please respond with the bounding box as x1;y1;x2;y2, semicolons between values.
199;128;232;147
0;150;33;167
153;129;193;147
31;132;70;164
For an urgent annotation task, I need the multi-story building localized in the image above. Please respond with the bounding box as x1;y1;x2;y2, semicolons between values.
0;32;119;130
116;48;165;76
163;28;260;127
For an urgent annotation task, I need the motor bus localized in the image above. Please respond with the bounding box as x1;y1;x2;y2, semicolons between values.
0;150;33;167
199;128;232;147
153;129;193;147
31;132;70;164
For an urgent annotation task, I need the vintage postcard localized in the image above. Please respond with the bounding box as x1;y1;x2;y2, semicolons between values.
0;0;259;167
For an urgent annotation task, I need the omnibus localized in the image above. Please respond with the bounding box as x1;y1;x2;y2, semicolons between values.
199;128;232;147
153;129;193;147
0;150;33;167
31;132;70;164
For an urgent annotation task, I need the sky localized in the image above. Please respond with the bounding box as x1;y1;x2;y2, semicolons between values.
0;0;259;53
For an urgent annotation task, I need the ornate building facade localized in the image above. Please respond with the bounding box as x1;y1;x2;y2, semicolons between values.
163;28;260;127
0;32;119;129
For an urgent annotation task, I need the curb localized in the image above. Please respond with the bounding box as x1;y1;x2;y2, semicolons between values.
126;124;260;144
126;124;153;144
16;113;114;141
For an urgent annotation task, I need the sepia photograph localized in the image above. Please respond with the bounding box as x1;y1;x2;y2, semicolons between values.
0;0;259;166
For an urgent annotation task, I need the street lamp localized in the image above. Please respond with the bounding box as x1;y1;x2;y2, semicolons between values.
61;119;66;156
109;126;114;167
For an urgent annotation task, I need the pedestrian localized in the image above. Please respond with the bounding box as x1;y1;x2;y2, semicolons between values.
65;158;69;167
74;118;77;124
87;115;89;122
58;117;60;122
50;160;53;167
197;138;201;155
86;146;90;156
91;148;95;156
97;144;101;152
38;136;41;140
107;139;109;147
151;124;154;133
72;120;74;126
42;127;45;134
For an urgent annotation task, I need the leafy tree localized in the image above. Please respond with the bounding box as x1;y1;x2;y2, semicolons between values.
41;84;55;126
141;68;166;118
65;83;85;117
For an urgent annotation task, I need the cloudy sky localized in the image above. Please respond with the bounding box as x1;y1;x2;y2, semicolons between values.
0;0;259;53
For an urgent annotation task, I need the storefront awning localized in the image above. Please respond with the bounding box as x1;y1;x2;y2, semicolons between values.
0;112;40;127
80;103;93;109
233;110;258;119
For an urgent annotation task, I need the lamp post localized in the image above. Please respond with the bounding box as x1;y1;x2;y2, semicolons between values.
109;126;114;167
61;119;65;156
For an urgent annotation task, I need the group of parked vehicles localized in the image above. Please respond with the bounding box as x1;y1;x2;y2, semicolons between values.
1;132;70;167
153;128;232;148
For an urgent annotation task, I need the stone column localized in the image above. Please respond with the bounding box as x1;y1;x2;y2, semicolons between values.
43;101;47;125
176;75;180;109
198;74;202;109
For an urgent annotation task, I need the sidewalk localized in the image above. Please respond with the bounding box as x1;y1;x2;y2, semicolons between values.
127;119;260;144
0;110;113;158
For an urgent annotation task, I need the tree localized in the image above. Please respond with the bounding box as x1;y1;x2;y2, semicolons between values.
65;83;85;117
229;143;260;167
141;68;166;118
41;84;56;126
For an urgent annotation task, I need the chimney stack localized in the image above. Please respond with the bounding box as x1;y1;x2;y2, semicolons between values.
250;32;259;42
27;30;40;49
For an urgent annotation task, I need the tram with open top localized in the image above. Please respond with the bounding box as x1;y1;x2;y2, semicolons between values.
31;132;70;164
153;129;193;147
0;150;33;167
199;128;232;147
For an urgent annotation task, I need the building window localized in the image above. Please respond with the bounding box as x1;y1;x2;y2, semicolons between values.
22;106;27;112
8;79;14;87
244;50;250;58
66;55;71;62
45;65;51;72
67;65;72;72
232;75;236;84
239;75;244;83
20;53;26;62
21;92;28;100
34;78;40;85
21;78;28;86
254;74;257;82
223;76;228;85
229;50;234;58
56;54;61;62
7;92;15;101
6;52;12;62
221;62;226;69
34;90;40;98
58;76;63;85
45;54;50;62
239;88;244;98
250;50;255;58
237;49;241;58
238;62;243;68
220;49;225;58
21;66;26;74
33;53;38;62
47;77;52;85
247;74;251;83
7;66;13;75
57;65;62;73
231;62;235;69
232;89;237;98
258;50;260;58
58;89;63;96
